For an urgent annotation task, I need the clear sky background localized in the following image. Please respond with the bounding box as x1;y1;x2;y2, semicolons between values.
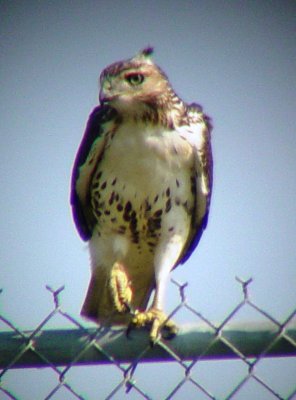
1;1;295;399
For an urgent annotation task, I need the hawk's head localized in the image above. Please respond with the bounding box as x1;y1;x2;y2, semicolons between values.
99;48;184;124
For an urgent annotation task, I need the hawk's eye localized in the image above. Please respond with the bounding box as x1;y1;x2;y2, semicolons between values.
125;73;145;86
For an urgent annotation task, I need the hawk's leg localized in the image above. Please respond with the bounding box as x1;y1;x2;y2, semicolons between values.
128;237;183;343
109;262;132;313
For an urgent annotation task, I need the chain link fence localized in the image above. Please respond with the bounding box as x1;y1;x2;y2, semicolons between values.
0;279;295;400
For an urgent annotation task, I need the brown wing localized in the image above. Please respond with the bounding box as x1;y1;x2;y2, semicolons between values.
179;103;213;264
70;105;118;240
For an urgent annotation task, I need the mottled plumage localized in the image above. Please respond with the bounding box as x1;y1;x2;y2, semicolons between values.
71;48;213;341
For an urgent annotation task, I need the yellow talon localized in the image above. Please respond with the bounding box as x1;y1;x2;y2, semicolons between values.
129;308;178;343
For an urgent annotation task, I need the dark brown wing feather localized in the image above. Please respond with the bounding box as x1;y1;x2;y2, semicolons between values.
70;105;118;240
179;103;213;264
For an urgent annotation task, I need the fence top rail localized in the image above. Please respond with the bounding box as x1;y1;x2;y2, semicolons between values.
1;321;295;369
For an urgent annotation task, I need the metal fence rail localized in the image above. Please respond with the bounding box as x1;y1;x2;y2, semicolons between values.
0;279;295;400
1;323;295;369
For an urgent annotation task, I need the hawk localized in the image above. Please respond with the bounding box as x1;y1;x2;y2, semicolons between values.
71;48;213;342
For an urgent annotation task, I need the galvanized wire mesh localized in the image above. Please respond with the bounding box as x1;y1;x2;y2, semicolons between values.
0;279;295;400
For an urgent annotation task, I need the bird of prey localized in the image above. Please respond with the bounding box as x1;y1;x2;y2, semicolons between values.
71;48;213;342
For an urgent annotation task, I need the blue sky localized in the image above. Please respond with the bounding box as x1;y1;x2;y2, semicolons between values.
1;1;295;399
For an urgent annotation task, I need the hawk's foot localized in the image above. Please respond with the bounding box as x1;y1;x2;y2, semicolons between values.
128;308;178;344
109;262;132;313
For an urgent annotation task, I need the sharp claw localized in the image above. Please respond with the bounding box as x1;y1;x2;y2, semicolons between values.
126;323;133;340
150;318;161;345
122;301;131;313
162;323;178;340
126;308;178;343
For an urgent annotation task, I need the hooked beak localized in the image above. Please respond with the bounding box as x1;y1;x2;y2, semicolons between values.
99;89;110;104
99;79;114;104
